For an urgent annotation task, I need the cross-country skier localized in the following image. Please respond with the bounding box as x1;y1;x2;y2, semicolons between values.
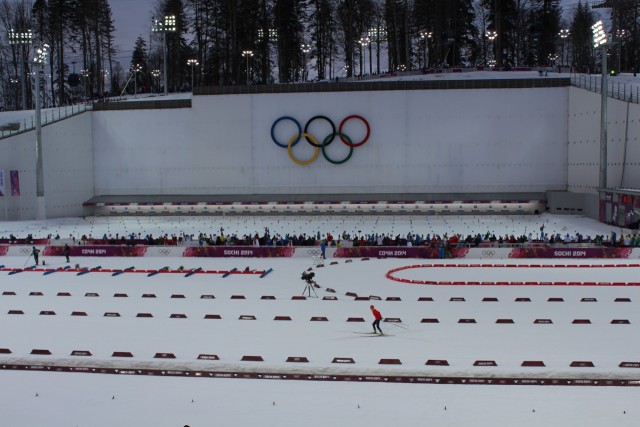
63;244;70;263
31;246;40;266
370;305;383;334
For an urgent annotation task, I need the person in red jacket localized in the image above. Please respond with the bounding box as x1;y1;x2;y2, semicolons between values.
370;305;383;334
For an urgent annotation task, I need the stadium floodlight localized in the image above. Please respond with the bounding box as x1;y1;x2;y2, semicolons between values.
8;29;33;110
592;21;607;48
152;15;176;96
30;43;49;219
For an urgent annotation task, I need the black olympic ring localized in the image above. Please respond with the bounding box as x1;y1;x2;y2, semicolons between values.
270;115;370;165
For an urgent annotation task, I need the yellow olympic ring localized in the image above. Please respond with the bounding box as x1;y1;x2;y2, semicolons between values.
287;132;320;165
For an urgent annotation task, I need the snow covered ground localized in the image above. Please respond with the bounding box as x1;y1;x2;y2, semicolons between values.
0;214;639;426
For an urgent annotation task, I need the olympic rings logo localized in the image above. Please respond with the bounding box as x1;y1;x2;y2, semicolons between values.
482;250;496;257
307;249;322;255
158;249;171;256
270;115;370;165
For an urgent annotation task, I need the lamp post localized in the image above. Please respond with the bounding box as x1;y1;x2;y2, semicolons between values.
615;29;628;75
31;43;49;220
187;59;199;90
592;20;610;189
151;69;161;92
558;29;570;68
419;31;432;69
242;50;253;84
358;37;370;76
486;30;498;67
101;70;109;97
8;29;32;111
300;43;311;82
80;69;90;98
131;64;143;98
152;15;176;96
10;76;19;109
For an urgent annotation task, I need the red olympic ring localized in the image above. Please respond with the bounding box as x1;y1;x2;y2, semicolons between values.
339;115;370;147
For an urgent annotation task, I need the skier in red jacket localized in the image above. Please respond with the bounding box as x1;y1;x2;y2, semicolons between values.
370;305;383;334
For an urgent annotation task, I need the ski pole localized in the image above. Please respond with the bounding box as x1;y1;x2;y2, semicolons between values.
23;254;32;267
389;322;409;330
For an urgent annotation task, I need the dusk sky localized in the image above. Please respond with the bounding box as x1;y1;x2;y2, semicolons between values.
109;0;157;64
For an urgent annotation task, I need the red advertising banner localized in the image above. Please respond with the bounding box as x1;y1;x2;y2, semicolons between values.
334;247;469;258
43;246;148;257
508;247;633;258
183;246;295;257
0;246;9;256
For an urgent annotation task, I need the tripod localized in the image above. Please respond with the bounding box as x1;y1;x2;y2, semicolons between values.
302;280;318;298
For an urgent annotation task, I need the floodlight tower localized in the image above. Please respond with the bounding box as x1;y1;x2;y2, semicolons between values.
592;20;610;189
152;15;176;96
31;44;49;219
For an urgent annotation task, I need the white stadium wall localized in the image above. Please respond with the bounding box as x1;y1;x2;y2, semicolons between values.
92;88;569;196
568;87;640;194
10;83;640;220
0;113;93;219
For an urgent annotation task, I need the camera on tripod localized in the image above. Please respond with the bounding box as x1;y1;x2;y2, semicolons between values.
301;271;315;284
301;270;318;297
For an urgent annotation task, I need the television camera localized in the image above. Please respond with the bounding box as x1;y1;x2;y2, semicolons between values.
301;270;318;297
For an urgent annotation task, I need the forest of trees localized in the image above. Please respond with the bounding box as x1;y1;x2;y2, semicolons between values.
0;0;638;110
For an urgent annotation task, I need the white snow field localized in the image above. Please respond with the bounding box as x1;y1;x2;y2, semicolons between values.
0;214;639;426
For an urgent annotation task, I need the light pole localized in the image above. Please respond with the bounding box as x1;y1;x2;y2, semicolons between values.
559;29;570;68
8;29;32;111
242;50;253;84
358;37;370;76
10;76;19;109
187;59;199;90
131;64;143;98
419;31;432;69
300;43;311;82
31;43;49;220
102;70;109;97
151;69;161;92
592;20;610;189
80;69;89;98
615;29;627;75
486;30;498;67
152;15;176;96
